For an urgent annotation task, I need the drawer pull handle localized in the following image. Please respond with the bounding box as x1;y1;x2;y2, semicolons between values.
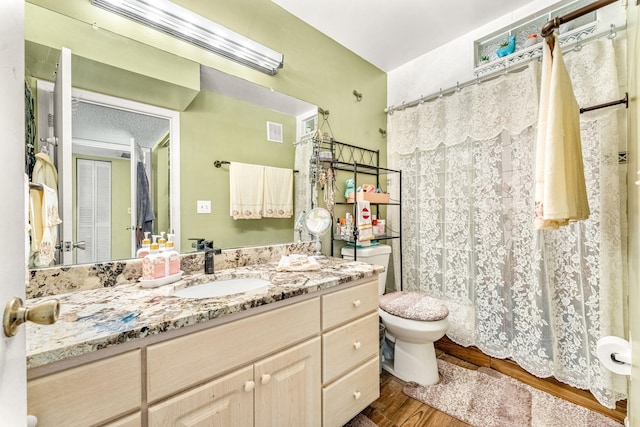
353;391;362;400
353;299;361;308
261;374;272;385
353;341;362;350
244;380;255;392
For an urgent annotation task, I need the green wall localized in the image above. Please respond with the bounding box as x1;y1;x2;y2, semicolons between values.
181;91;297;249
26;0;388;253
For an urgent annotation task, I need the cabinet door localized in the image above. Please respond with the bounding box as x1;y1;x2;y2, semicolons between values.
254;338;321;427
148;366;254;427
28;350;141;427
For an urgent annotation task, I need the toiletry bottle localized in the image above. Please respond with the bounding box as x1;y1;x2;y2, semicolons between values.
142;243;166;280
158;232;167;252
136;232;151;258
163;234;181;276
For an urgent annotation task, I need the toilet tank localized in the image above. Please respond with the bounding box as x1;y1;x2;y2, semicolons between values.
341;245;392;295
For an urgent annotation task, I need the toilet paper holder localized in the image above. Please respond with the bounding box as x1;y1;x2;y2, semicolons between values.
610;351;631;366
597;336;631;376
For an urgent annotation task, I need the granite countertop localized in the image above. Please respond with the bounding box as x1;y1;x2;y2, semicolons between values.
26;257;383;370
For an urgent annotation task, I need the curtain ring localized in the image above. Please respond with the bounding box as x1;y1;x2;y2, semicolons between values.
607;24;617;40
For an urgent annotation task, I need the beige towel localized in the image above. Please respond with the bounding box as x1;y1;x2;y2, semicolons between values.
263;166;293;218
29;183;62;267
357;201;374;242
534;36;589;230
230;162;264;219
32;152;58;189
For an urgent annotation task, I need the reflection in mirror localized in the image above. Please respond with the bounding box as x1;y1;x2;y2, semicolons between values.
72;99;170;263
25;4;318;270
304;207;332;257
33;80;180;267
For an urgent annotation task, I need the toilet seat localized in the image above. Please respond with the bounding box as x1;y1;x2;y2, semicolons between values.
379;291;448;321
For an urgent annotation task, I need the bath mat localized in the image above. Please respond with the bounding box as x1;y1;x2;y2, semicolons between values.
343;413;378;427
403;359;623;427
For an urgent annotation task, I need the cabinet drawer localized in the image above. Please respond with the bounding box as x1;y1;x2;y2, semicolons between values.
322;280;378;330
322;312;379;384
147;298;320;403
148;366;254;427
322;356;379;427
28;350;141;427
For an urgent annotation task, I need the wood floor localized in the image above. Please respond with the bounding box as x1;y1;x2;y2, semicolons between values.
355;339;627;426
359;353;474;427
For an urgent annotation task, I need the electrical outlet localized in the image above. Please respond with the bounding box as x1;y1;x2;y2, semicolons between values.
197;200;211;214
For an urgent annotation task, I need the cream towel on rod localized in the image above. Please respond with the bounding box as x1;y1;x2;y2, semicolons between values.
263;166;293;218
534;35;589;230
230;162;264;219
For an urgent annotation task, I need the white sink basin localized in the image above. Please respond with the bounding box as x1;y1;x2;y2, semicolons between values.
174;278;270;299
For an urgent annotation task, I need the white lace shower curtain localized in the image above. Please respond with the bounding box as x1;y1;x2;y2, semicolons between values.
388;39;627;408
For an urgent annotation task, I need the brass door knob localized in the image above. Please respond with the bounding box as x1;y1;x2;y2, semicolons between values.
3;297;60;337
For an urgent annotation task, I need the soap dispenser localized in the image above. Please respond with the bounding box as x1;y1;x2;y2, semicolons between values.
158;232;167;252
162;233;181;276
142;242;166;280
136;232;151;258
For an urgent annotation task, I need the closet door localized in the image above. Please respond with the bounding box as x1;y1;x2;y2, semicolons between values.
76;159;112;263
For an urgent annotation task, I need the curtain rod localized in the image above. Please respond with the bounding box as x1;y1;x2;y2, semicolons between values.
541;0;618;38
385;24;623;114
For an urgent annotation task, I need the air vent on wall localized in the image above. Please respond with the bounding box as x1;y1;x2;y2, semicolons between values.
267;121;283;143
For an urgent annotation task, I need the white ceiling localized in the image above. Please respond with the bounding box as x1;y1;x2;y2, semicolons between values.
271;0;536;72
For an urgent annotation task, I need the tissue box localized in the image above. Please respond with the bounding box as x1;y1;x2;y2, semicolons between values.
347;192;391;204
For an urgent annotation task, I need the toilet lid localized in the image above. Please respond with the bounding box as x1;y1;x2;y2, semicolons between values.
379;291;449;321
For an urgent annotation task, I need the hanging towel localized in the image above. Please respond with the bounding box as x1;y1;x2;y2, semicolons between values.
534;35;589;230
263;166;293;218
356;201;374;243
136;161;155;247
230;162;264;219
29;183;62;267
32;152;58;190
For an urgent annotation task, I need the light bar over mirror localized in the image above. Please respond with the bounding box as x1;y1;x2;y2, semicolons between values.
90;0;285;75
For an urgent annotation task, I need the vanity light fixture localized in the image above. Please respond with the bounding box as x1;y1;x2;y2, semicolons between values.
89;0;285;75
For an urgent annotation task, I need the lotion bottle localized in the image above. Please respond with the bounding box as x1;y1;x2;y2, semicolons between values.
162;234;181;276
158;232;167;252
136;232;151;258
142;243;166;280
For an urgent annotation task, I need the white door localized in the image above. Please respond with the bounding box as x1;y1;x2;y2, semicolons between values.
0;0;27;423
53;47;73;265
130;138;138;258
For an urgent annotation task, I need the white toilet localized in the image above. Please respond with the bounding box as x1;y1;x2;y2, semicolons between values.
342;245;449;385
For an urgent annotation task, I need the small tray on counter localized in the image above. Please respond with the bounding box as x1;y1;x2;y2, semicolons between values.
139;271;184;288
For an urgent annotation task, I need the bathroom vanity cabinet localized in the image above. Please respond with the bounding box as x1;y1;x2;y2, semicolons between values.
26;277;379;426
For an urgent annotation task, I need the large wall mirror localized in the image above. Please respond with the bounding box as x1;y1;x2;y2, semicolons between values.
25;2;317;269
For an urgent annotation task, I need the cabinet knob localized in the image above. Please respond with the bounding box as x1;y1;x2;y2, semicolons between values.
353;341;362;350
261;373;272;385
352;299;361;308
353;391;361;400
244;380;255;392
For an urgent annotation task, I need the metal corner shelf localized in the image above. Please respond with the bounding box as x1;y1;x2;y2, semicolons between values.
318;138;403;290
